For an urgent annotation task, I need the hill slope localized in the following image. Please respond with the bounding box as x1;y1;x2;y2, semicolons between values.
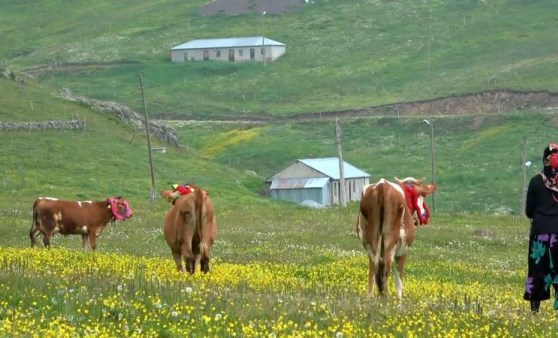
1;0;557;118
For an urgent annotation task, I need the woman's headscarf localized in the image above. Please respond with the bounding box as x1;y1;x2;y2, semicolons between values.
541;143;558;193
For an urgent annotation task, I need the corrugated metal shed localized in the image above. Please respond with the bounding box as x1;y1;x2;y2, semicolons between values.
171;36;285;50
270;177;329;190
265;157;371;207
298;157;370;179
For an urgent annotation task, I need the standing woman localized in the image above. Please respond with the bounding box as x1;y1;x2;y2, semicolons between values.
524;143;558;313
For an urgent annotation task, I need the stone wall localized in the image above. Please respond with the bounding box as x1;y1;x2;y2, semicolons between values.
57;89;179;147
0;120;85;131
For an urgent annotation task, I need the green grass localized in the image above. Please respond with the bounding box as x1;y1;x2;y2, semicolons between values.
1;74;557;336
2;0;558;119
2;0;558;335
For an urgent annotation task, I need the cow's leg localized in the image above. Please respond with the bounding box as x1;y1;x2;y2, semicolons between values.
394;254;406;300
364;222;381;295
181;242;196;274
380;233;398;297
82;234;91;250
199;237;213;274
200;256;210;274
87;232;97;251
367;255;377;295
29;227;40;248
171;250;184;272
42;231;52;249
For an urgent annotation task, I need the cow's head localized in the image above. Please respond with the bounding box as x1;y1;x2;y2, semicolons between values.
394;177;436;225
107;196;133;221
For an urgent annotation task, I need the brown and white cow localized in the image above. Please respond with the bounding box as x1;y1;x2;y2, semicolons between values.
160;186;217;274
356;177;436;299
30;196;133;251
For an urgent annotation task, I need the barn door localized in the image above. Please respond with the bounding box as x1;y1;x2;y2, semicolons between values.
332;181;339;204
228;49;234;62
250;48;255;60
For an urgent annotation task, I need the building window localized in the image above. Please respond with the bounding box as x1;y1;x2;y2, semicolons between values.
216;50;221;58
203;50;209;61
261;48;265;55
238;49;244;57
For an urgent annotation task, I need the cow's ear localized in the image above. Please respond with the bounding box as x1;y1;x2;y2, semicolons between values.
117;195;123;199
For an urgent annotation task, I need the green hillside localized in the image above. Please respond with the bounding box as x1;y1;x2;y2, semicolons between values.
2;75;557;216
2;0;557;213
0;77;262;204
1;0;557;119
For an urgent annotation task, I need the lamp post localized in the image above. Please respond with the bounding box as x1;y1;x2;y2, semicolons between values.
423;119;436;211
261;11;267;66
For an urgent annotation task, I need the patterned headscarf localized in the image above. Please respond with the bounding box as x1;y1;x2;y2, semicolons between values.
541;143;558;193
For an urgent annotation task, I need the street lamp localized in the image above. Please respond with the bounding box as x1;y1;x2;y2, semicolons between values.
261;11;267;66
423;119;436;211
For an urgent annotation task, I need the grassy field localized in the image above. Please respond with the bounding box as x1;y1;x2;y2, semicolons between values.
2;0;558;335
1;75;558;335
2;0;558;118
0;199;554;336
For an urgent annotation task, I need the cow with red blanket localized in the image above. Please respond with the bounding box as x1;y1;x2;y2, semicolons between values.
356;177;436;299
30;196;133;251
160;185;217;274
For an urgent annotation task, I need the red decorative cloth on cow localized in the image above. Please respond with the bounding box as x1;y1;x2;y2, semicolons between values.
172;183;195;196
402;183;430;225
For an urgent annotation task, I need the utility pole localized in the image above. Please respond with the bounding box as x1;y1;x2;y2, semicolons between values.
261;11;267;67
335;118;347;207
520;138;528;216
423;119;436;211
139;74;157;206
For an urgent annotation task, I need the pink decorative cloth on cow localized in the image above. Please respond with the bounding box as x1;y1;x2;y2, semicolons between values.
107;198;133;220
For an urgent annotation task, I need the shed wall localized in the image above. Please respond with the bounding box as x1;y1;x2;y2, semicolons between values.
171;45;285;63
270;187;328;205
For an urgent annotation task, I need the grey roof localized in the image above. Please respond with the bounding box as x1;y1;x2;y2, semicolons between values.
270;177;329;190
171;36;285;50
299;157;370;180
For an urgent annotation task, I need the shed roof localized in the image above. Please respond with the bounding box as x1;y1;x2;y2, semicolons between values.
171;36;285;50
298;157;370;180
270;177;329;190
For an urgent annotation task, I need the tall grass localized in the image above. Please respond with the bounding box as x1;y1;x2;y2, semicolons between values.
0;200;554;336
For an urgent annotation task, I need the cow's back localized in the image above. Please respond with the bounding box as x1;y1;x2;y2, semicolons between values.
35;198;105;235
163;188;217;274
358;179;415;252
163;193;197;249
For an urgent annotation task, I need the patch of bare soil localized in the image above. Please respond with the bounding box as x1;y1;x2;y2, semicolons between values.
199;0;306;16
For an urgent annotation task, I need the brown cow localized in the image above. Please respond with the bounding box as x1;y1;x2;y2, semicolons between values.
356;177;436;299
30;196;133;251
161;185;217;274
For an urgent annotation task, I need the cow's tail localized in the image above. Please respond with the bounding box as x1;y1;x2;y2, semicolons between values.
29;199;40;247
193;187;205;254
375;182;389;294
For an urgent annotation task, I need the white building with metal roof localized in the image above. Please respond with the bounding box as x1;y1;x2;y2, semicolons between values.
264;157;371;207
170;36;286;63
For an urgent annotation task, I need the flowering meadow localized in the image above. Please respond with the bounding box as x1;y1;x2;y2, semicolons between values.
0;201;557;337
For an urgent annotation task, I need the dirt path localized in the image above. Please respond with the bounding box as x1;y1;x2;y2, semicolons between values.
284;89;558;122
